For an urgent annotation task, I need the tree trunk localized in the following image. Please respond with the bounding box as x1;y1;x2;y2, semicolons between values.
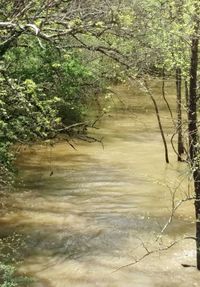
176;67;184;161
151;94;169;164
144;80;169;163
194;170;200;270
188;9;200;269
162;67;174;125
185;80;189;108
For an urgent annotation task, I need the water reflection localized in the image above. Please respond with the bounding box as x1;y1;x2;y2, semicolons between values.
0;83;199;286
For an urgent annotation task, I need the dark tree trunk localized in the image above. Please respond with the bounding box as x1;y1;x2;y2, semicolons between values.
144;80;169;164
194;170;200;270
151;94;169;164
185;80;189;108
176;67;184;161
188;12;200;269
162;67;174;125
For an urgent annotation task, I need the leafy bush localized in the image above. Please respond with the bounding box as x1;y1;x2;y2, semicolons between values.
0;263;31;287
0;39;104;174
0;234;32;287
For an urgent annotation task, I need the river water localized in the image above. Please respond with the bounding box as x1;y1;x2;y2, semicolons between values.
1;82;200;286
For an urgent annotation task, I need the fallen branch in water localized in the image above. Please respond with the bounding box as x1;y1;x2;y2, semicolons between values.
113;181;196;273
156;183;195;241
77;134;104;149
54;122;87;133
49;112;107;146
113;236;196;273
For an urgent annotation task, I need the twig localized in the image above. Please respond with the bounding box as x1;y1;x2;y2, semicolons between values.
113;240;179;273
113;236;195;273
156;195;195;241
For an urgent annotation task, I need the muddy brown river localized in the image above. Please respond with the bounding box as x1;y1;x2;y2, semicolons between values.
1;82;200;286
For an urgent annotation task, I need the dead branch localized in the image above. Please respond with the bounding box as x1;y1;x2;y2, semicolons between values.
113;236;196;273
156;195;195;241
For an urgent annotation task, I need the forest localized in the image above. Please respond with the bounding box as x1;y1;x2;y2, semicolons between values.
1;0;200;286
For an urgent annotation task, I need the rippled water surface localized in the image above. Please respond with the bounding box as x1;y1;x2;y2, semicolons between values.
1;83;200;286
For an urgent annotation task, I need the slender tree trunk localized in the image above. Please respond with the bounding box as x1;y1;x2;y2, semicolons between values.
188;8;200;269
151;95;169;163
162;67;175;125
176;67;184;161
185;80;189;108
144;80;169;163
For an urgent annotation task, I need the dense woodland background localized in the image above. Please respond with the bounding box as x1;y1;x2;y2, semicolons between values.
1;0;200;285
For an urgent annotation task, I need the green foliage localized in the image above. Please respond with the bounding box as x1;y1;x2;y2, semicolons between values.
0;234;32;287
0;263;18;287
4;39;97;124
0;64;59;170
0;37;105;174
0;263;32;287
0;0;197;179
0;234;26;264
